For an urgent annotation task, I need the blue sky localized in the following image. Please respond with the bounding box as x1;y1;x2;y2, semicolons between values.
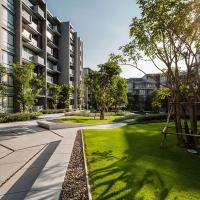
45;0;159;78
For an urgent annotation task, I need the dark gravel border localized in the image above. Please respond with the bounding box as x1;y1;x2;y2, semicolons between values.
60;131;89;200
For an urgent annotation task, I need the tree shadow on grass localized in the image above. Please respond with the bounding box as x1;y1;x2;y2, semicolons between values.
89;149;171;200
87;124;200;200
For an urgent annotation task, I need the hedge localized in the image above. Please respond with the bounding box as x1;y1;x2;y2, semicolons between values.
0;112;41;123
133;114;168;124
41;109;68;114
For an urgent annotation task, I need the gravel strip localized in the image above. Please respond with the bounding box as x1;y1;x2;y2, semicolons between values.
60;131;89;200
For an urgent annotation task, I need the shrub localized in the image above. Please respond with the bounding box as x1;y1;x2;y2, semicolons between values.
134;114;168;124
113;114;136;122
41;109;68;114
0;112;41;123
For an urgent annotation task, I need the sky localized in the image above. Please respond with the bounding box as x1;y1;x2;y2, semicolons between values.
45;0;161;78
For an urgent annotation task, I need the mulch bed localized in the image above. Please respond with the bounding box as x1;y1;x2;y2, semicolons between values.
60;131;89;200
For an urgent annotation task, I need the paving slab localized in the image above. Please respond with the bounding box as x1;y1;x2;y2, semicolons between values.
54;144;74;154
53;128;78;138
24;189;61;200
0;129;61;151
0;146;12;159
0;142;59;199
30;166;67;191
0;191;28;200
0;145;45;184
44;154;70;168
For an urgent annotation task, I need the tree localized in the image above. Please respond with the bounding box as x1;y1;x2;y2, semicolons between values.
13;63;44;112
85;61;122;120
77;84;83;109
110;0;200;148
152;87;171;112
60;84;73;109
48;84;61;109
0;65;7;112
112;77;128;112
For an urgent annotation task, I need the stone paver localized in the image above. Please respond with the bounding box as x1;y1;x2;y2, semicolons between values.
0;146;12;159
24;189;61;200
0;129;61;151
24;128;77;200
0;142;60;199
0;146;45;184
0;114;126;200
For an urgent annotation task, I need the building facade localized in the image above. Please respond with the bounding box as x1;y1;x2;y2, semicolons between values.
127;74;166;111
83;67;92;109
0;0;83;112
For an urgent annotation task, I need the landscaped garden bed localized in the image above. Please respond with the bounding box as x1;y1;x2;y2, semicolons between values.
84;123;200;199
55;115;122;125
60;131;89;200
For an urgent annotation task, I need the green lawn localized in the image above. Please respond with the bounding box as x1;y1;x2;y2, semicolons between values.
57;116;120;125
84;123;200;200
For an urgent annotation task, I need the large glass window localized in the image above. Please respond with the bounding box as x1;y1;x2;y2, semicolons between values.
22;47;35;61
2;51;13;68
2;0;14;11
2;7;14;31
2;29;14;52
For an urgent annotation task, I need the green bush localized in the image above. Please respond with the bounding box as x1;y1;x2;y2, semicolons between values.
41;109;68;114
113;114;136;122
134;114;168;124
0;112;41;123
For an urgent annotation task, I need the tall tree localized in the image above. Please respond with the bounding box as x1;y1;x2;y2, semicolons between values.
48;84;61;109
60;84;73;109
0;65;7;112
77;84;83;110
13;63;43;112
110;0;200;147
85;61;121;120
112;77;128;112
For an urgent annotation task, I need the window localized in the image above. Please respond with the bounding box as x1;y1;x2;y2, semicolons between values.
22;47;35;61
2;51;13;68
7;74;13;87
2;7;14;31
2;96;14;109
3;0;14;11
2;29;14;52
70;76;74;82
139;90;146;95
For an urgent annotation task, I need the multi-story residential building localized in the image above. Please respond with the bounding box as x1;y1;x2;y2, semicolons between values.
127;74;166;110
83;67;92;109
0;0;83;112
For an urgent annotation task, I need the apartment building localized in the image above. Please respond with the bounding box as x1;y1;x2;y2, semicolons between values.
0;0;83;112
127;74;166;110
83;67;92;109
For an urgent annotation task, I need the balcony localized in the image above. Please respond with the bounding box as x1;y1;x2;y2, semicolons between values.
47;65;61;74
22;31;32;42
34;5;45;20
22;0;33;11
47;76;54;84
26;22;40;35
34;55;45;66
70;38;74;45
22;11;32;24
23;38;41;53
47;37;57;49
47;49;58;62
53;26;61;36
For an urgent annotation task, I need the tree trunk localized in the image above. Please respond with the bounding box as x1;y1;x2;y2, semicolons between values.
100;109;105;120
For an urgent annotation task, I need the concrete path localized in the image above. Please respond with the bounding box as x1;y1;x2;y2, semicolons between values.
0;115;126;200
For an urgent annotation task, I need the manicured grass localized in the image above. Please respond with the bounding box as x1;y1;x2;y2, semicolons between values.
84;123;200;200
57;116;120;125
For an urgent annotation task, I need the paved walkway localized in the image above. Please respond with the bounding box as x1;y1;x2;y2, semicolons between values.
0;115;126;200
